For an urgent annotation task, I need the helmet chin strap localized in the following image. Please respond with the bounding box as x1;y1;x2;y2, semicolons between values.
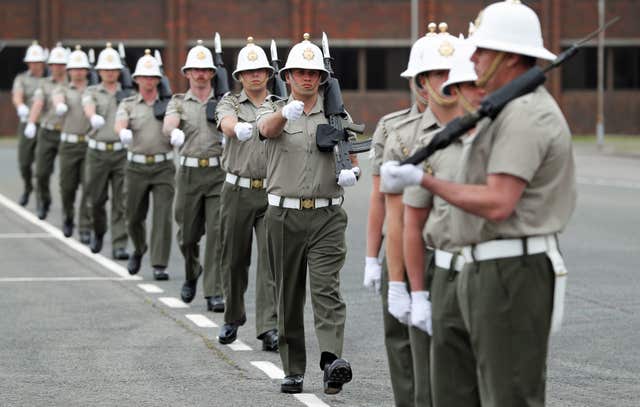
411;83;429;107
475;51;505;88
456;85;476;113
424;77;458;107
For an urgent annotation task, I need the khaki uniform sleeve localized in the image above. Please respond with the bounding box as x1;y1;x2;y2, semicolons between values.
371;119;386;176
165;95;182;118
215;94;237;127
402;184;432;209
81;88;96;107
12;75;24;93
256;97;281;124
33;86;45;101
115;99;130;122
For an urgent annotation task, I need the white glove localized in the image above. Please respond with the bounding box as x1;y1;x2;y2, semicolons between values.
170;128;185;147
281;100;304;121
337;169;357;187
17;104;29;121
90;114;105;130
363;257;382;294
388;282;411;325
380;161;424;194
119;128;133;145
55;103;68;116
410;291;432;335
24;122;37;139
234;122;253;142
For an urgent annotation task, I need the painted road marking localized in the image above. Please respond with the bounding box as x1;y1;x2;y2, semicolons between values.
250;361;285;379
159;297;189;308
137;284;164;294
0;233;54;238
228;340;252;351
0;277;137;282
185;314;218;328
293;394;331;407
0;193;141;281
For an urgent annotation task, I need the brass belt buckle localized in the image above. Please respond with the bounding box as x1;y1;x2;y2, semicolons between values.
198;158;209;168
301;198;314;209
106;143;114;151
250;179;263;189
145;155;155;164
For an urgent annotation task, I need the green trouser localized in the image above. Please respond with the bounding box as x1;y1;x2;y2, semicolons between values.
125;160;175;268
457;253;554;407
430;263;478;407
380;257;415;407
35;127;60;209
17;122;37;195
58;141;91;232
219;182;277;336
265;205;347;376
85;148;128;250
174;165;224;297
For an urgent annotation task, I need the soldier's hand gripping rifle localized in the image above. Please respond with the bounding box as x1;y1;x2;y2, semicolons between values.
315;32;369;180
88;49;100;85
206;32;230;123
269;39;288;99
153;49;173;120
401;17;620;166
116;42;135;103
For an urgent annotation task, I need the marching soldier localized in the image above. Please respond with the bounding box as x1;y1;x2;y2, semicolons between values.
401;36;485;407
52;46;92;242
364;32;429;407
163;40;225;311
215;38;278;350
115;50;174;281
82;43;129;259
382;1;576;406
27;43;68;220
381;23;460;407
12;41;46;207
257;33;359;395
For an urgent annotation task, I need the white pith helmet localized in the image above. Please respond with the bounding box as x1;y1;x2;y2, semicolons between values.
469;0;556;61
441;35;478;96
66;45;91;70
413;22;460;85
232;37;274;81
279;33;329;83
182;40;216;73
95;43;124;70
48;43;68;65
401;33;432;78
132;49;162;78
24;41;46;63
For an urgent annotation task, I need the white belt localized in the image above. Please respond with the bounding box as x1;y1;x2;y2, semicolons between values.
461;234;568;335
127;151;174;164
225;173;267;190
60;133;88;143
267;193;343;210
88;139;124;151
434;249;466;272
43;123;62;131
179;156;220;168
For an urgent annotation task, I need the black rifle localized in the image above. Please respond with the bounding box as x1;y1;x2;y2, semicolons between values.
269;39;288;99
315;32;369;180
153;49;173;120
205;33;230;123
401;17;620;166
116;43;135;103
87;49;100;85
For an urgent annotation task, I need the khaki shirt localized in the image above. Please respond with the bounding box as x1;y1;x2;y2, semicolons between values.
216;90;267;178
34;76;68;130
82;83;122;142
371;105;417;176
256;93;348;198
166;89;223;158
451;86;577;246
116;93;171;155
12;71;43;121
55;82;91;136
380;107;440;194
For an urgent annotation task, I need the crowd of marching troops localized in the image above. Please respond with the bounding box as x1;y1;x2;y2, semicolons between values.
11;0;576;404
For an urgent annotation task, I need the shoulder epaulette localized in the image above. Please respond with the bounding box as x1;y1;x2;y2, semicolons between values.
380;107;411;124
172;93;185;100
392;113;422;130
265;94;285;103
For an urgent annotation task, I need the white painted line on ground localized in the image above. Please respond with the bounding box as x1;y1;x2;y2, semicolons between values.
293;394;331;407
185;314;218;328
250;361;285;379
0;193;141;281
0;233;54;239
0;277;137;282
159;297;189;308
227;340;252;351
577;176;640;190
137;283;164;294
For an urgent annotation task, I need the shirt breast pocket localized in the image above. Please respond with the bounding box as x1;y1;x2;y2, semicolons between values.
281;122;306;153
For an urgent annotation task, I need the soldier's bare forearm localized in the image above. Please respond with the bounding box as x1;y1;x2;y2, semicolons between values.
28;99;44;123
385;193;406;282
257;111;286;139
220;116;239;138
114;119;128;134
12;91;24;108
403;204;430;292
162;114;180;136
83;103;96;119
366;176;385;258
